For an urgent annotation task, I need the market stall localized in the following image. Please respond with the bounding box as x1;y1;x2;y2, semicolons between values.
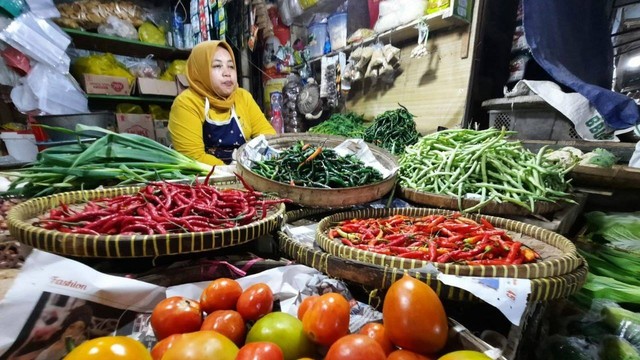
0;0;639;359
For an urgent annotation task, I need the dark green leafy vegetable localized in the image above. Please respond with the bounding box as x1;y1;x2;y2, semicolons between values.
251;140;383;188
308;112;367;138
363;104;420;155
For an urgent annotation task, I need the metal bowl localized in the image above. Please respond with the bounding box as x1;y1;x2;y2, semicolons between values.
34;112;116;141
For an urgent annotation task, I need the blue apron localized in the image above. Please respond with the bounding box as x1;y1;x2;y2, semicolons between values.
202;98;246;163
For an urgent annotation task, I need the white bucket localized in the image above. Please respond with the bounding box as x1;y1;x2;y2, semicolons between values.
0;132;38;162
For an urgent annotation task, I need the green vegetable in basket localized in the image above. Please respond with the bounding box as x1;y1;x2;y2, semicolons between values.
601;306;640;348
308;112;367;138
579;148;617;168
363;104;420;155
0;125;211;198
599;335;640;360
583;211;640;251
579;273;640;306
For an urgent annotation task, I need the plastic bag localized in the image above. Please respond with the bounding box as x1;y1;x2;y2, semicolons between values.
97;15;138;40
25;0;59;19
120;55;161;79
138;21;166;46
71;53;135;85
149;104;169;120
160;59;186;80
115;103;144;114
54;0;145;30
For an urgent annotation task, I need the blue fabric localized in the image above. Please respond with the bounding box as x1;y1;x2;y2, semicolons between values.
523;0;639;130
203;115;245;162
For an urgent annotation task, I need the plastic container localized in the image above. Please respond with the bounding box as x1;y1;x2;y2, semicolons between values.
0;132;38;162
307;22;327;58
327;12;347;51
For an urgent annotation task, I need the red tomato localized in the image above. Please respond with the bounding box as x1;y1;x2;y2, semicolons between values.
150;333;183;360
302;293;350;347
160;330;239;360
200;310;246;346
236;341;285;360
64;336;151;360
297;295;319;320
236;283;274;322
150;296;202;340
382;274;448;355
324;334;387;360
388;349;436;360
357;322;394;355
200;278;243;314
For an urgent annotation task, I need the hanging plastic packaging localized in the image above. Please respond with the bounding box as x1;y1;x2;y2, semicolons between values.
173;0;186;48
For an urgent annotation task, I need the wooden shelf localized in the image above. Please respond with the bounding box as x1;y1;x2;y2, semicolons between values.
301;11;470;65
63;28;191;61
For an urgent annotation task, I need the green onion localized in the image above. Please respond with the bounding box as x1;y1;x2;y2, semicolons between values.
0;124;211;198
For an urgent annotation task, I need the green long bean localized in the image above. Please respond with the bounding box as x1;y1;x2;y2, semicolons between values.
398;128;574;213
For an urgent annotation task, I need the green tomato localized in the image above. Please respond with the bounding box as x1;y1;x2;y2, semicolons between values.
245;312;316;360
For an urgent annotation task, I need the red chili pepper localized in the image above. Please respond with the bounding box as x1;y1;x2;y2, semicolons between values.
480;217;495;229
428;240;437;262
398;250;428;259
506;242;522;263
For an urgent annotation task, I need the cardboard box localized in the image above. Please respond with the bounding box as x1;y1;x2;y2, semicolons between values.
176;74;189;94
82;74;133;95
153;119;172;147
116;113;155;140
137;78;178;96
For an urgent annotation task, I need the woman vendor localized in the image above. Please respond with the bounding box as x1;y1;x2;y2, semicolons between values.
169;40;276;165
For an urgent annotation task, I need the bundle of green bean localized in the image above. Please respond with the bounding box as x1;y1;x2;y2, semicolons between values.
308;112;367;138
398;128;573;213
363;104;421;155
251;141;383;188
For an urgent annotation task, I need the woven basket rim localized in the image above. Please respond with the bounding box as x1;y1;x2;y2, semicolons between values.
235;134;400;208
314;207;581;279
398;186;567;216
7;185;286;258
278;227;588;302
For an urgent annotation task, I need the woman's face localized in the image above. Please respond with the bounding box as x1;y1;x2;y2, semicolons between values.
210;46;237;98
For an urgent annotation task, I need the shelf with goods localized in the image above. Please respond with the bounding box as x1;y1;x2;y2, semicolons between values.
63;28;191;61
299;1;473;66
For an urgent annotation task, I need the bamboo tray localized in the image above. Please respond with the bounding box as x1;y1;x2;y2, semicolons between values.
6;186;286;259
315;208;582;279
236;134;399;208
398;187;566;216
278;209;588;302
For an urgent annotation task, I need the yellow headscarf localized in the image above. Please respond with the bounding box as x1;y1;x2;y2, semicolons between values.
186;40;237;110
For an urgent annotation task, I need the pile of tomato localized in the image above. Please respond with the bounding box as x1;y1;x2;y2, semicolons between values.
64;275;494;360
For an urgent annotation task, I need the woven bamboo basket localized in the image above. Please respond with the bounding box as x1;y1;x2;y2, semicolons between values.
398;187;566;216
6;185;286;259
315;207;582;279
279;208;588;302
235;134;399;208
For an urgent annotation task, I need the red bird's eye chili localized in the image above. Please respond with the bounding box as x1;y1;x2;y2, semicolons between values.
327;213;537;265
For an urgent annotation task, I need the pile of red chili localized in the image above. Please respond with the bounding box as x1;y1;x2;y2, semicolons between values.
38;174;289;235
327;213;540;265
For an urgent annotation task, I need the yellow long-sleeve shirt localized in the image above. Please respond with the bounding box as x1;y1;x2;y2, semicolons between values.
169;87;276;165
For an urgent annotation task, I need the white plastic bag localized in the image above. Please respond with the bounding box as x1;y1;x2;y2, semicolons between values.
25;0;60;19
11;63;88;114
0;13;70;72
97;16;138;40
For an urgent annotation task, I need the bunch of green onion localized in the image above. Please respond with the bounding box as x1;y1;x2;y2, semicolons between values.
0;125;212;198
